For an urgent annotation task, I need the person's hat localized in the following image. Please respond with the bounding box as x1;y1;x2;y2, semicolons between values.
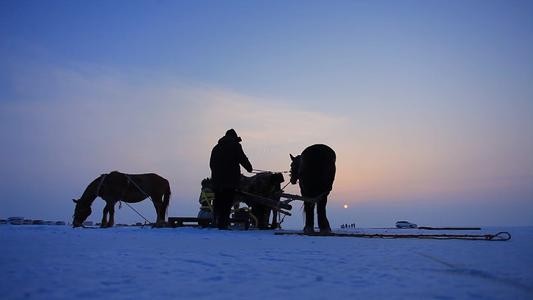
225;128;242;142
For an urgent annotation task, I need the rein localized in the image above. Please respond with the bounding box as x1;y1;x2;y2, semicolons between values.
121;174;153;225
124;174;151;199
250;168;292;191
252;169;290;174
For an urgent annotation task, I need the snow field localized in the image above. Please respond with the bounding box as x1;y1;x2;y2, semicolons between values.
1;226;532;300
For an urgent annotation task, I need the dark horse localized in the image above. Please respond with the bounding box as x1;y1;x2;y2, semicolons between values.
239;172;285;229
290;144;336;233
72;171;171;228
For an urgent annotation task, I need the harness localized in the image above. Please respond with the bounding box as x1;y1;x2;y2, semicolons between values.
95;173;150;200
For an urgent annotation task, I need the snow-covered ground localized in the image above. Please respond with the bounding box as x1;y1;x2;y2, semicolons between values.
1;225;532;300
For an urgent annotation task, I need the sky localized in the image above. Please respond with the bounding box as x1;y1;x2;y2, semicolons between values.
1;0;532;228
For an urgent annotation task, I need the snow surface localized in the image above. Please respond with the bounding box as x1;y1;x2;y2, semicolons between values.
1;225;532;300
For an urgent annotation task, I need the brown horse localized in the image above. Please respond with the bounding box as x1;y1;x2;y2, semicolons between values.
290;144;336;233
72;171;171;228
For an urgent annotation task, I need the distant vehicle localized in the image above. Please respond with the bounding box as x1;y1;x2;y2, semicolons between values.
44;221;55;225
55;221;66;226
396;221;418;229
32;220;45;225
23;219;33;225
0;219;7;224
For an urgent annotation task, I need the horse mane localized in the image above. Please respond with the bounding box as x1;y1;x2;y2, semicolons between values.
78;175;105;205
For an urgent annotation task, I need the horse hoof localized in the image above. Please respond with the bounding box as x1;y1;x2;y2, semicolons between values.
152;222;166;228
319;227;332;234
303;226;315;234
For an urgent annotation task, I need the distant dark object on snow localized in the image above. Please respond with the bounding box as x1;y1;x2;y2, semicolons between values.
396;221;418;229
8;217;24;225
3;219;66;226
340;223;357;229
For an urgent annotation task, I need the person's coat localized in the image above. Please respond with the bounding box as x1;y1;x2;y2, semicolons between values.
210;129;253;189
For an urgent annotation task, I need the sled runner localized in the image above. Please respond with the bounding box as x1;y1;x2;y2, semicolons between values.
167;216;251;229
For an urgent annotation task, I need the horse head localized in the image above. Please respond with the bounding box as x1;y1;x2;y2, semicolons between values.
72;199;92;228
289;154;301;185
270;172;285;186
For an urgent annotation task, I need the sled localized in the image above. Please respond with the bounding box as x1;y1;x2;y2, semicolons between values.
167;216;252;229
277;192;324;204
236;190;292;214
168;217;200;227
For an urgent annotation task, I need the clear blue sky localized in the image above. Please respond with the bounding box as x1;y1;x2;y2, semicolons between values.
1;0;532;227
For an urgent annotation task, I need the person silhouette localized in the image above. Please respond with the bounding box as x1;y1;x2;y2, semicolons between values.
209;129;253;229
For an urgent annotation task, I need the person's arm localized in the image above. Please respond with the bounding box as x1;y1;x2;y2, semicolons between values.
237;144;253;173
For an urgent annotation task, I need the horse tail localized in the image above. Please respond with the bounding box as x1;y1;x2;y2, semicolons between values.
162;182;171;217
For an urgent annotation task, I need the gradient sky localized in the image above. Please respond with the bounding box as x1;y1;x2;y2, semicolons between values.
1;0;532;228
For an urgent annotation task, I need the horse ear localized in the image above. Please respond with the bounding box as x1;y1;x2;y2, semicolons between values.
72;199;78;204
290;154;295;161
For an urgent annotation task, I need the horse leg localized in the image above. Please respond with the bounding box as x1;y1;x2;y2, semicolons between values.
317;195;331;233
304;202;315;233
151;195;164;227
107;203;115;227
101;204;110;228
254;206;268;229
